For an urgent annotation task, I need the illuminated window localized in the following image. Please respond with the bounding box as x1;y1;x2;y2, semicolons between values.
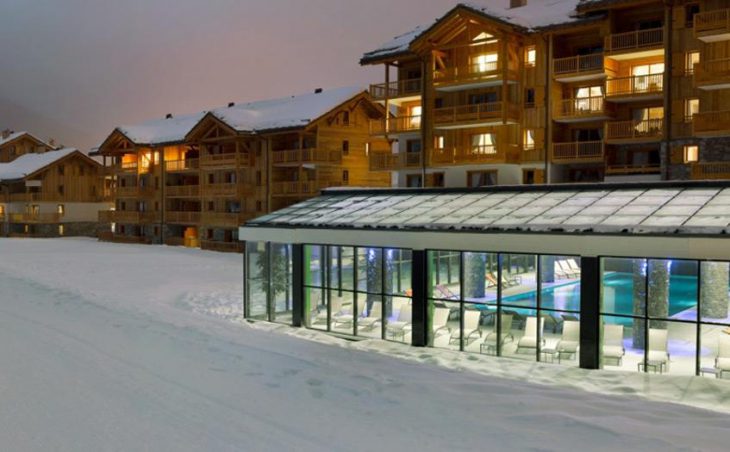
523;129;535;150
58;225;64;236
365;142;370;156
684;145;699;163
0;205;4;216
471;53;498;73
473;32;494;41
471;133;496;154
631;63;664;92
525;46;536;67
434;135;445;150
574;86;603;111
57;204;65;216
685;98;699;122
686;52;700;75
409;105;422;128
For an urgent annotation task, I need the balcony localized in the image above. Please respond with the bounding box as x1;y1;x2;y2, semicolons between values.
8;213;62;223
604;28;664;59
202;183;238;198
369;116;421;136
98;210;114;223
553;97;613;123
605;119;664;144
271;180;342;197
200;240;244;253
166;185;200;197
553;54;609;82
433;102;519;129
272;148;342;166
201;212;249;228
691;162;730;180
431;146;507;166
200;152;249;169
110;211;141;223
434;62;517;91
166;158;199;172
605;164;661;176
369;78;422;102
551;141;605;164
368;151;422;171
166;211;201;224
606;74;664;102
116;162;138;173
520;148;546;164
694;111;730;136
694;58;730;90
694;9;730;42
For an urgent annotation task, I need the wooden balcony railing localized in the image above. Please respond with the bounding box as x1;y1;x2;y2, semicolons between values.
201;212;245;228
9;213;62;223
369;116;422;135
166;185;200;197
166;158;199;172
605;164;661;175
434;61;509;86
200;240;244;253
694;111;730;134
116;162;138;173
691;162;730;180
604;28;664;54
166;211;201;224
369;151;400;171
554;96;611;120
551;141;605;163
271;148;342;165
116;186;140;198
271;180;342;196
694;9;730;41
433;102;519;127
606;73;664;98
369;78;423;100
98;210;115;223
523;107;545;129
520;148;546;163
110;211;142;223
431;146;506;165
553;54;605;78
202;183;238;198
606;118;664;142
200;152;249;168
694;58;730;88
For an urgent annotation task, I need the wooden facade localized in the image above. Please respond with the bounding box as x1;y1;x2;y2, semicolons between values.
361;0;730;185
0;131;55;163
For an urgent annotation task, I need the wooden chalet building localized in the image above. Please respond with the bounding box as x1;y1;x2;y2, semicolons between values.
361;0;730;186
0;130;56;163
0;147;112;237
97;87;390;252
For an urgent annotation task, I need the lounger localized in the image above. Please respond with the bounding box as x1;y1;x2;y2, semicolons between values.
331;301;365;329
434;284;459;300
515;316;545;354
431;307;452;346
481;314;514;354
567;258;581;276
386;304;413;341
557;260;578;279
450;309;482;346
716;334;730;378
602;324;625;366
556;320;580;361
648;328;670;371
553;262;570;280
357;301;382;331
312;297;343;326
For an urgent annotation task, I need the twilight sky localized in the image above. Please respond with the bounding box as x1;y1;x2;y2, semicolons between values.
0;0;463;150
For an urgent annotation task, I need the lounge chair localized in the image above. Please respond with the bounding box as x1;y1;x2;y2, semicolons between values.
556;320;580;361
331;301;365;329
357;301;382;331
431;307;452;346
386;304;413;342
515;316;545;354
434;284;459;300
485;273;499;287
503;309;526;330
481;313;514;354
450;309;482;346
553;261;571;280
312;297;343;326
602;324;625;366
567;258;582;276
493;272;521;288
647;328;670;371
716;334;730;378
557;260;578;279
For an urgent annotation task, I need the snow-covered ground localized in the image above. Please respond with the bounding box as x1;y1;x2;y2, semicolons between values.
1;237;729;451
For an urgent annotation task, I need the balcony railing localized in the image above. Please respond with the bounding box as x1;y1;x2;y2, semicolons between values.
553;54;605;78
431;146;506;165
271;180;342;196
166;185;200;197
200;240;244;253
691;162;730;180
606;118;664;142
606;74;664;98
694;58;730;88
369;152;399;171
111;211;142;223
605;164;661;175
166;158;199;172
116;186;139;198
9;213;62;223
520;148;546;163
369;78;422;101
98;210;114;223
203;183;238;198
433;102;518;127
551;141;605;163
200;152;249;168
271;148;342;165
434;61;508;86
694;9;730;41
604;28;664;54
116;162;138;173
694;111;730;135
369;116;422;135
166;211;201;224
554;96;611;121
201;212;246;228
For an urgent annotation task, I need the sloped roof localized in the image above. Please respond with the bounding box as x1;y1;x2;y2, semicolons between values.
209;86;365;133
362;1;586;63
116;111;207;146
245;182;730;237
0;131;55;149
0;148;78;181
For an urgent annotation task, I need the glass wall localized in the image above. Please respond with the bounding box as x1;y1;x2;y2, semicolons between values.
427;250;581;366
245;241;293;324
303;245;413;343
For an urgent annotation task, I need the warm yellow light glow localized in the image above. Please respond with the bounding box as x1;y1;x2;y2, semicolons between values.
472;53;498;73
525;46;536;67
409;105;422;127
684;145;699;163
523;129;535;150
471;133;496;154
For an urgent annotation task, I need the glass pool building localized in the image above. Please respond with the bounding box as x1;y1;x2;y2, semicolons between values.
240;182;730;377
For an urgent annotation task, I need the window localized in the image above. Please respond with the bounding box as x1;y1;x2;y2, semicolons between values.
342;140;349;155
467;170;498;187
685;98;699;123
342;170;349;183
525;88;535;108
574;86;603;112
686;3;700;28
684;145;699;163
435;98;444;109
58;164;64;176
58;225;64;236
686;51;700;75
469;92;498;105
434;135;445;150
406;139;422;154
256;201;263;212
406;174;422;188
523;129;535;150
430;172;445;188
79;165;85;176
57;204;65;216
471;53;498;73
256;171;262;186
58;185;64;195
409;105;422;128
471;133;496;155
525;46;536;67
365;142;370;156
208;201;215;211
342;111;350;126
631;63;664;92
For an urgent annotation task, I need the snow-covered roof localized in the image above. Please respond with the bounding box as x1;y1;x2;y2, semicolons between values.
0;131;55;149
209;86;365;133
117;111;207;146
362;1;585;63
0;148;78;181
246;183;730;236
